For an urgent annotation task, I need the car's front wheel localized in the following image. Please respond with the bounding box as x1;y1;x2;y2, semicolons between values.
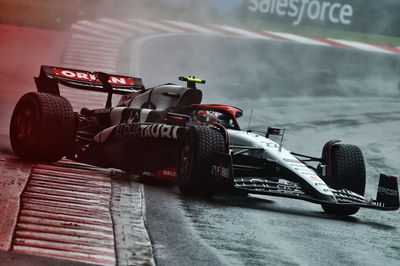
177;125;226;196
320;143;366;215
10;92;76;162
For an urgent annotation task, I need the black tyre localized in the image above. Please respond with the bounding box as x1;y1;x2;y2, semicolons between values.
321;144;366;215
10;92;75;162
177;125;226;196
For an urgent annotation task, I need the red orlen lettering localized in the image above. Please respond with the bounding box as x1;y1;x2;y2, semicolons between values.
52;68;135;86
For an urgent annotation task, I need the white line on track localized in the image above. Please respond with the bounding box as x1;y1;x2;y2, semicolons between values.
98;18;153;34
77;20;138;38
63;57;117;67
265;31;330;46
15;230;113;246
328;39;393;54
216;25;274;40
12;245;115;265
16;223;113;239
131;19;184;33
162;20;221;35
63;54;117;62
69;33;122;44
71;24;126;41
66;43;120;53
64;47;119;57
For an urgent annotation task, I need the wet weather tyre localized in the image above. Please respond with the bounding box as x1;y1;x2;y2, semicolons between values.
177;125;226;196
10;92;75;162
321;144;366;215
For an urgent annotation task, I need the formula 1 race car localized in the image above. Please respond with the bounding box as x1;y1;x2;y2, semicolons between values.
10;65;399;216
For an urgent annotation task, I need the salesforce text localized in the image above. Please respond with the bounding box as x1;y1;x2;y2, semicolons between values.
248;0;353;26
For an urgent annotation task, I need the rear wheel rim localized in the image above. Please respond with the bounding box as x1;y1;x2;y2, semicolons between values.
13;104;38;142
180;143;192;183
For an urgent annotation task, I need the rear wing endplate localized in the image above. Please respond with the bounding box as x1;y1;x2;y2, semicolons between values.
34;65;145;96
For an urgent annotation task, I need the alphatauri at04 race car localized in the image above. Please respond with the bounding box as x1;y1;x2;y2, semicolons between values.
10;66;399;216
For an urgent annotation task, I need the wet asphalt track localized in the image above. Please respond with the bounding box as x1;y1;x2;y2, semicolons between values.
130;35;400;265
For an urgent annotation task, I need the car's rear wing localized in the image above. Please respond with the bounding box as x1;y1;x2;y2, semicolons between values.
34;65;145;96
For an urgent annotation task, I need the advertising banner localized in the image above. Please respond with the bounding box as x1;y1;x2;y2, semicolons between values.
213;0;400;37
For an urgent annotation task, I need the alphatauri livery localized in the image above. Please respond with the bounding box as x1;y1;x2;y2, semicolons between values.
10;66;399;216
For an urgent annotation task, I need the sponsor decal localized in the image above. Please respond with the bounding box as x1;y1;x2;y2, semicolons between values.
115;124;180;140
284;158;302;164
308;175;323;182
248;0;353;26
211;164;231;178
301;171;316;175
120;109;141;124
94;108;111;114
162;170;176;177
294;166;310;170
265;142;280;148
167;114;190;122
155;168;177;181
276;183;300;192
142;171;154;177
378;187;398;197
52;68;135;86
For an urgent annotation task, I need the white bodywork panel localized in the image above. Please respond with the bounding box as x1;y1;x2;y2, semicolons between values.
228;130;333;196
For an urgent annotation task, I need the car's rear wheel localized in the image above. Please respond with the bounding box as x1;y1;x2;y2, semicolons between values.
10;92;75;162
177;125;226;196
321;143;366;215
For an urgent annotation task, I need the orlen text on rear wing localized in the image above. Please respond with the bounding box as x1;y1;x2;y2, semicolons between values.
34;65;145;96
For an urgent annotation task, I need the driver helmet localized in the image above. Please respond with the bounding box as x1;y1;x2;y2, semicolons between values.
197;110;218;123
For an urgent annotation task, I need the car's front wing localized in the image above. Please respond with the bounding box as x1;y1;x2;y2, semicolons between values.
233;173;399;211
